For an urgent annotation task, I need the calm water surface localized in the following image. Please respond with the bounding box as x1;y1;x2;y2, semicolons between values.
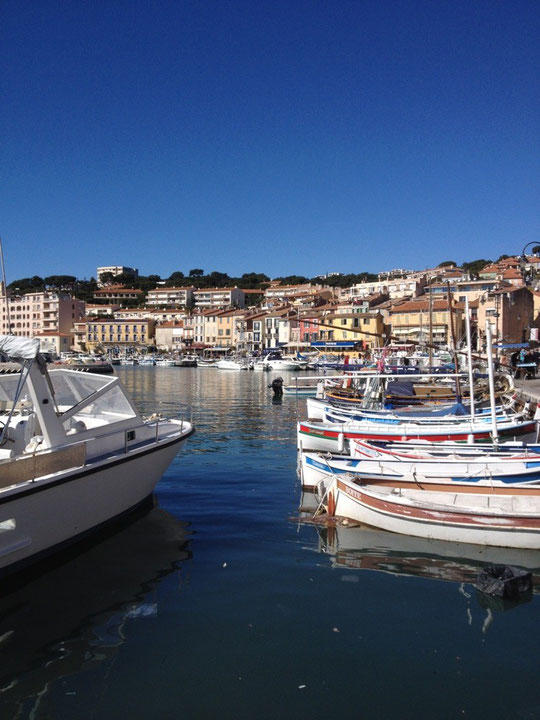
2;367;540;719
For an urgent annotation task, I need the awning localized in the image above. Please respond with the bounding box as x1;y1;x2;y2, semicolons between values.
310;341;357;348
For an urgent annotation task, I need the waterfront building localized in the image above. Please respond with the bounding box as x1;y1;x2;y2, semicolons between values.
83;318;155;352
424;279;501;304
299;311;322;346
34;331;72;356
319;311;385;350
155;321;185;352
0;291;85;345
235;310;268;353
388;298;464;348
203;309;243;349
476;285;537;351
264;306;299;349
146;287;195;308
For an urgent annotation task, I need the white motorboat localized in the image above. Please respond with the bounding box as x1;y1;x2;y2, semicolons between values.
155;358;176;367
174;355;198;367
260;352;307;371
0;336;194;577
216;358;252;371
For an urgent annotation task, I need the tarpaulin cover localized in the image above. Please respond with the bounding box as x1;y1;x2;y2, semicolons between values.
0;335;40;360
385;381;416;396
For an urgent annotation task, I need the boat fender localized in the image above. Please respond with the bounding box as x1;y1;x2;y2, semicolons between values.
337;432;345;453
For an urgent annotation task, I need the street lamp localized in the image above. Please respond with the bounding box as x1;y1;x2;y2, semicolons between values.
519;242;540;285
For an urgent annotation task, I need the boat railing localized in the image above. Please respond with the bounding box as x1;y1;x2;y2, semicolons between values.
143;402;193;439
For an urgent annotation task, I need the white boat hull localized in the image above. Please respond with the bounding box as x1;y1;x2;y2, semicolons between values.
326;478;540;549
0;435;186;574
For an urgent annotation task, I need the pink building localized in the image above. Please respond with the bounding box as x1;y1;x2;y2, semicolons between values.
0;291;85;344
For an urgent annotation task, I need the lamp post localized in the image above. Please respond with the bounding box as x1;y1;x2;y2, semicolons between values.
519;243;540;286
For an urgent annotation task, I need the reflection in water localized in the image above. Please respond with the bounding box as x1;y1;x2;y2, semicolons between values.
117;366;306;450
0;502;190;718
299;505;540;628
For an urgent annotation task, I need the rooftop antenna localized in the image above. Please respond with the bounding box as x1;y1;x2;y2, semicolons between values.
0;237;11;334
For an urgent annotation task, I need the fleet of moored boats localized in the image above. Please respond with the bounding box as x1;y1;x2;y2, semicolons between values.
296;332;540;549
3;326;540;581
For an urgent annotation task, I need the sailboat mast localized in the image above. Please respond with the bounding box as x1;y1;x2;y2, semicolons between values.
0;237;11;334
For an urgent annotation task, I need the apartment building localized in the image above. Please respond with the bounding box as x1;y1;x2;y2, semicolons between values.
85;303;120;317
264;283;326;306
97;265;138;286
264;307;299;349
84;318;155;351
388;298;464;347
235;310;267;353
425;280;501;304
94;286;144;305
0;291;85;343
476;286;536;351
318;311;384;349
193;287;245;309
343;275;426;301
146;287;195;308
155;321;185;351
204;309;244;348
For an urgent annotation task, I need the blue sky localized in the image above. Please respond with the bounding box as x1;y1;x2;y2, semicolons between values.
1;0;538;282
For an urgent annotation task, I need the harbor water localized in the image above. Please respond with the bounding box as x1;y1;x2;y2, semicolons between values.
2;367;540;719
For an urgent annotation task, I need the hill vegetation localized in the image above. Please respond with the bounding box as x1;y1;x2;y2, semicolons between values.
6;255;523;302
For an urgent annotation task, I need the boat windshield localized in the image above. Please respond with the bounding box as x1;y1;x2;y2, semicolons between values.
0;372;29;411
48;369;137;431
49;370;114;412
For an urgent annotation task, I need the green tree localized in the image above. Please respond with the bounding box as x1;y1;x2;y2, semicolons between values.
462;259;491;278
166;271;185;286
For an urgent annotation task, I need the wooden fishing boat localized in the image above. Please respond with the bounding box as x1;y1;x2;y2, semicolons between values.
300;447;540;491
318;475;540;548
297;415;537;453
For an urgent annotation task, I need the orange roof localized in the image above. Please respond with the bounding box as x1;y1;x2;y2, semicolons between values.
390;299;462;313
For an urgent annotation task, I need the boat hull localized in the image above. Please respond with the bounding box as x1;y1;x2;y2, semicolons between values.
0;435;187;576
300;450;540;490
297;419;537;453
327;478;540;549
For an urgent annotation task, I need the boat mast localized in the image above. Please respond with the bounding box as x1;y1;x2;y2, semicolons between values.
428;276;433;367
485;320;499;445
447;282;462;402
0;237;12;334
465;296;475;420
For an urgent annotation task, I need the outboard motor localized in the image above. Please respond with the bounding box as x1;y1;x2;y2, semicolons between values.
269;377;284;396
